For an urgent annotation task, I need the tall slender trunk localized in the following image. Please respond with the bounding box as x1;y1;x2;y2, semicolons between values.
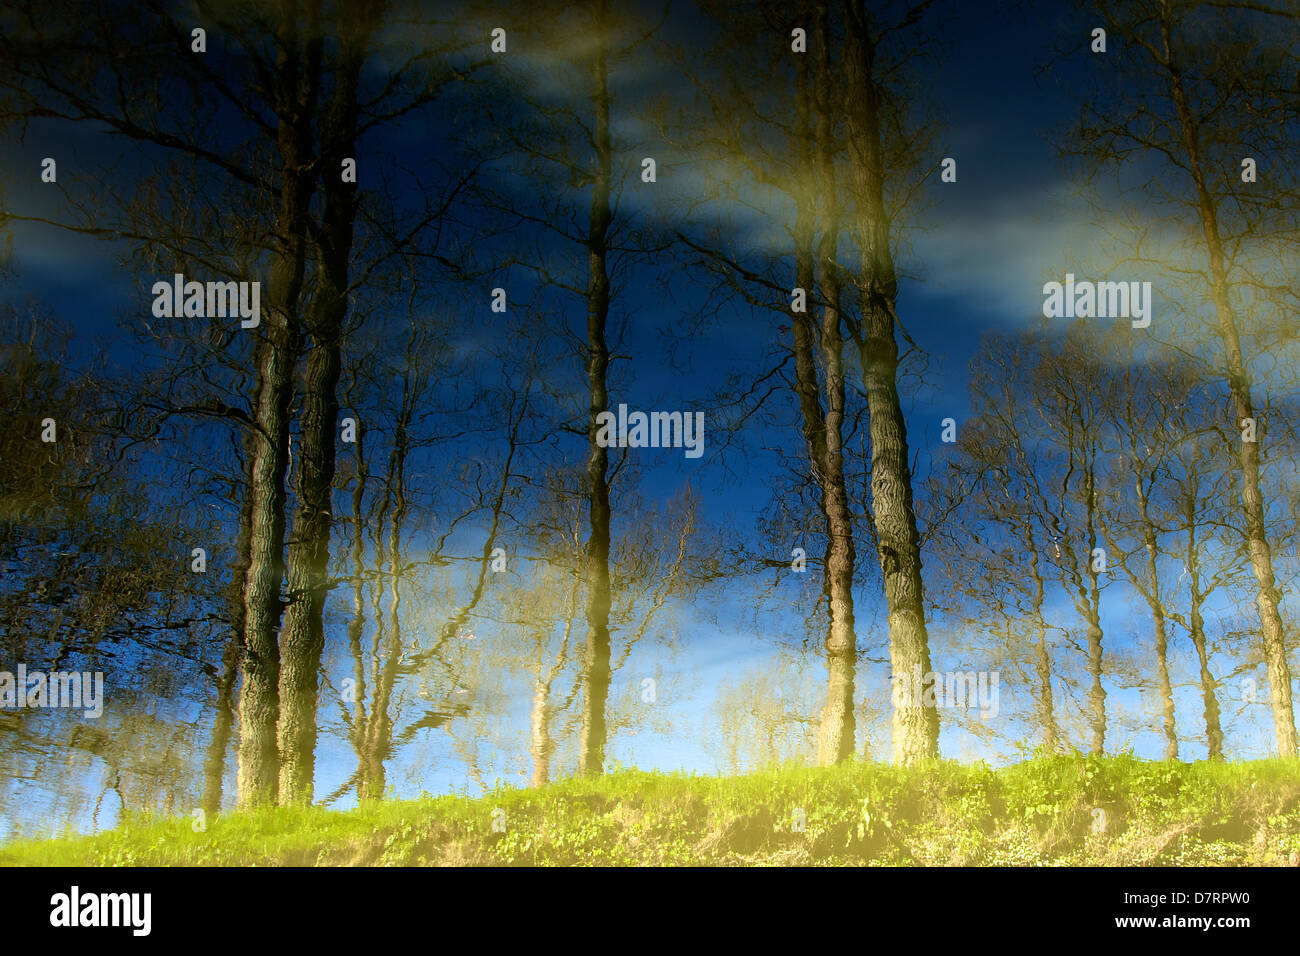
358;579;397;803
358;463;403;801
529;676;554;788
345;423;372;794
1184;494;1224;759
236;0;322;807
1160;4;1296;757
1082;455;1106;755
1135;480;1177;759
202;637;241;814
579;0;614;777
789;3;838;764
840;0;938;765
531;574;579;788
1022;519;1059;749
277;0;373;805
811;3;856;764
203;451;255;814
203;543;248;815
236;241;298;811
276;320;342;804
359;386;410;800
367;433;405;801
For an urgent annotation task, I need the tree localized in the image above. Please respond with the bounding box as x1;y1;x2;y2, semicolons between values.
1067;0;1300;756
276;0;384;807
1094;337;1186;759
676;0;863;765
836;0;941;764
476;0;676;776
0;308;221;829
0;0;502;805
933;399;1064;752
957;326;1114;753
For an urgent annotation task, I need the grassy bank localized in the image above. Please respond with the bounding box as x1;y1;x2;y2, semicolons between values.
4;755;1299;866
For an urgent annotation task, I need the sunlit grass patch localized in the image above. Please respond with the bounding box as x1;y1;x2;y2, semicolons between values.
2;756;1296;867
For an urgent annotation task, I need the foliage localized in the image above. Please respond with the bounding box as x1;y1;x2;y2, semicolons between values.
4;756;1297;867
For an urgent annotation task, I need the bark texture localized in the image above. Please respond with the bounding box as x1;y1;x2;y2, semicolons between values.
579;0;614;777
277;0;376;806
237;0;322;807
811;4;857;765
840;0;938;764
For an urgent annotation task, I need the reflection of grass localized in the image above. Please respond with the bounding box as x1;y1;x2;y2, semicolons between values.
3;755;1298;866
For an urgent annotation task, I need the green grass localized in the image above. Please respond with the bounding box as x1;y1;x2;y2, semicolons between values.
4;754;1299;866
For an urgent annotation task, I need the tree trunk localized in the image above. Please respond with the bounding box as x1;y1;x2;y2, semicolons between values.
811;4;856;765
579;0;614;777
529;678;554;788
840;0;938;765
365;455;404;802
1023;520;1059;750
203;450;255;815
361;390;410;799
1083;463;1106;755
202;632;241;815
1136;481;1177;759
1184;496;1224;759
346;423;372;795
1161;8;1296;758
236;289;297;809
277;0;372;805
276;324;342;804
235;0;323;809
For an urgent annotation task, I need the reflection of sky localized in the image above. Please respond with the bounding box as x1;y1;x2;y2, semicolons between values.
1;0;1296;840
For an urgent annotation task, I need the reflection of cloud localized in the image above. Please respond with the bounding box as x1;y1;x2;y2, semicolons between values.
908;177;1299;350
7;219;116;280
907;181;1117;322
